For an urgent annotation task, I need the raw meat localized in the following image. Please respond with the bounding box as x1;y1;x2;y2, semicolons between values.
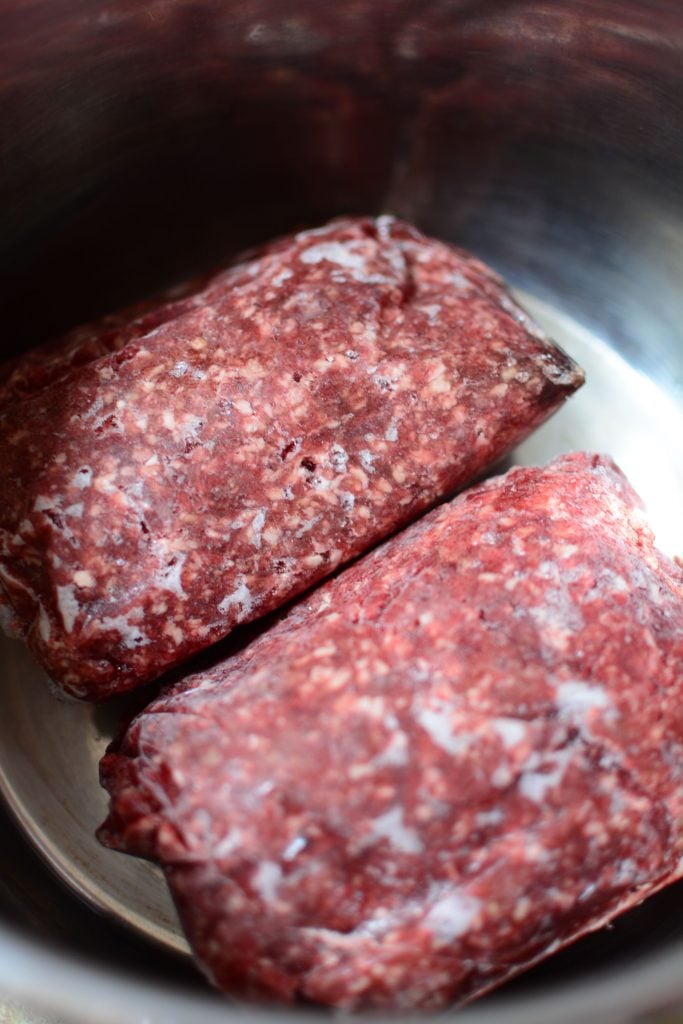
99;452;683;1011
0;216;583;699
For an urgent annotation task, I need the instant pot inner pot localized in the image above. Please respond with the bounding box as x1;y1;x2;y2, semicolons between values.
1;3;682;1021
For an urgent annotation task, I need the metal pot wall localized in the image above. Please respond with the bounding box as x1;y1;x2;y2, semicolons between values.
1;2;682;1021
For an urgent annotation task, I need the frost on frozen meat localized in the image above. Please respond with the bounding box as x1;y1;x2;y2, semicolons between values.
100;453;683;1010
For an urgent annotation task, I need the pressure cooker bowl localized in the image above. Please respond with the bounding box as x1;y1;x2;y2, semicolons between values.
1;3;682;1022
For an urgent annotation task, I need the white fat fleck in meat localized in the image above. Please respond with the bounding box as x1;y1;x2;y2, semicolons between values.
234;398;254;416
375;213;397;240
374;730;409;767
271;267;293;287
476;808;505;827
37;604;52;643
56;584;80;633
81;395;104;422
355;696;387;718
369;806;423;854
385;418;399;443
419;304;442;325
328;444;348;474
492;718;527;748
612;858;639;887
74;570;94;588
519;746;575;803
96;613;150;648
93;474;118;496
164;622;183;645
555;681;610;717
339;491;355;514
414;703;474;756
380;241;407;279
359;450;375;473
64;503;84;518
170;360;189;378
282;836;307;861
159;552;187;598
72;466;93;489
512;534;526;557
492;764;514;788
249;509;267;549
126;481;145;501
299;241;392;285
584;568;630;599
300;241;367;269
529;585;584;646
295;515;321;539
447;270;473;292
313;475;331;493
252;861;282;904
295;222;343;243
181;416;204;445
213;828;243;859
579;881;599;903
33;495;56;512
218;578;253;617
425;886;482;945
151;539;187;598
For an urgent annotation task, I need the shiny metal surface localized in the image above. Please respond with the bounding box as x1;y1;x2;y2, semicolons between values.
0;642;187;958
1;1;683;1021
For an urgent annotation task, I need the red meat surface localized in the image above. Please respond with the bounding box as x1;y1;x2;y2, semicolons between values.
0;216;582;699
99;452;683;1010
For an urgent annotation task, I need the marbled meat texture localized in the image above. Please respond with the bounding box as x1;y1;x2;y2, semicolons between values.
0;216;583;699
99;453;683;1011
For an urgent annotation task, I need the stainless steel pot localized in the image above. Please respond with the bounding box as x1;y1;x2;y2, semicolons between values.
1;2;682;1021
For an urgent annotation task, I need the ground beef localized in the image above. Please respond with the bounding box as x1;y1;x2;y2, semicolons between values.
99;452;683;1011
0;216;583;699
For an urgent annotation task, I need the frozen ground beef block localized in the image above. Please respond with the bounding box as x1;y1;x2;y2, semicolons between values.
0;216;583;699
99;453;683;1011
